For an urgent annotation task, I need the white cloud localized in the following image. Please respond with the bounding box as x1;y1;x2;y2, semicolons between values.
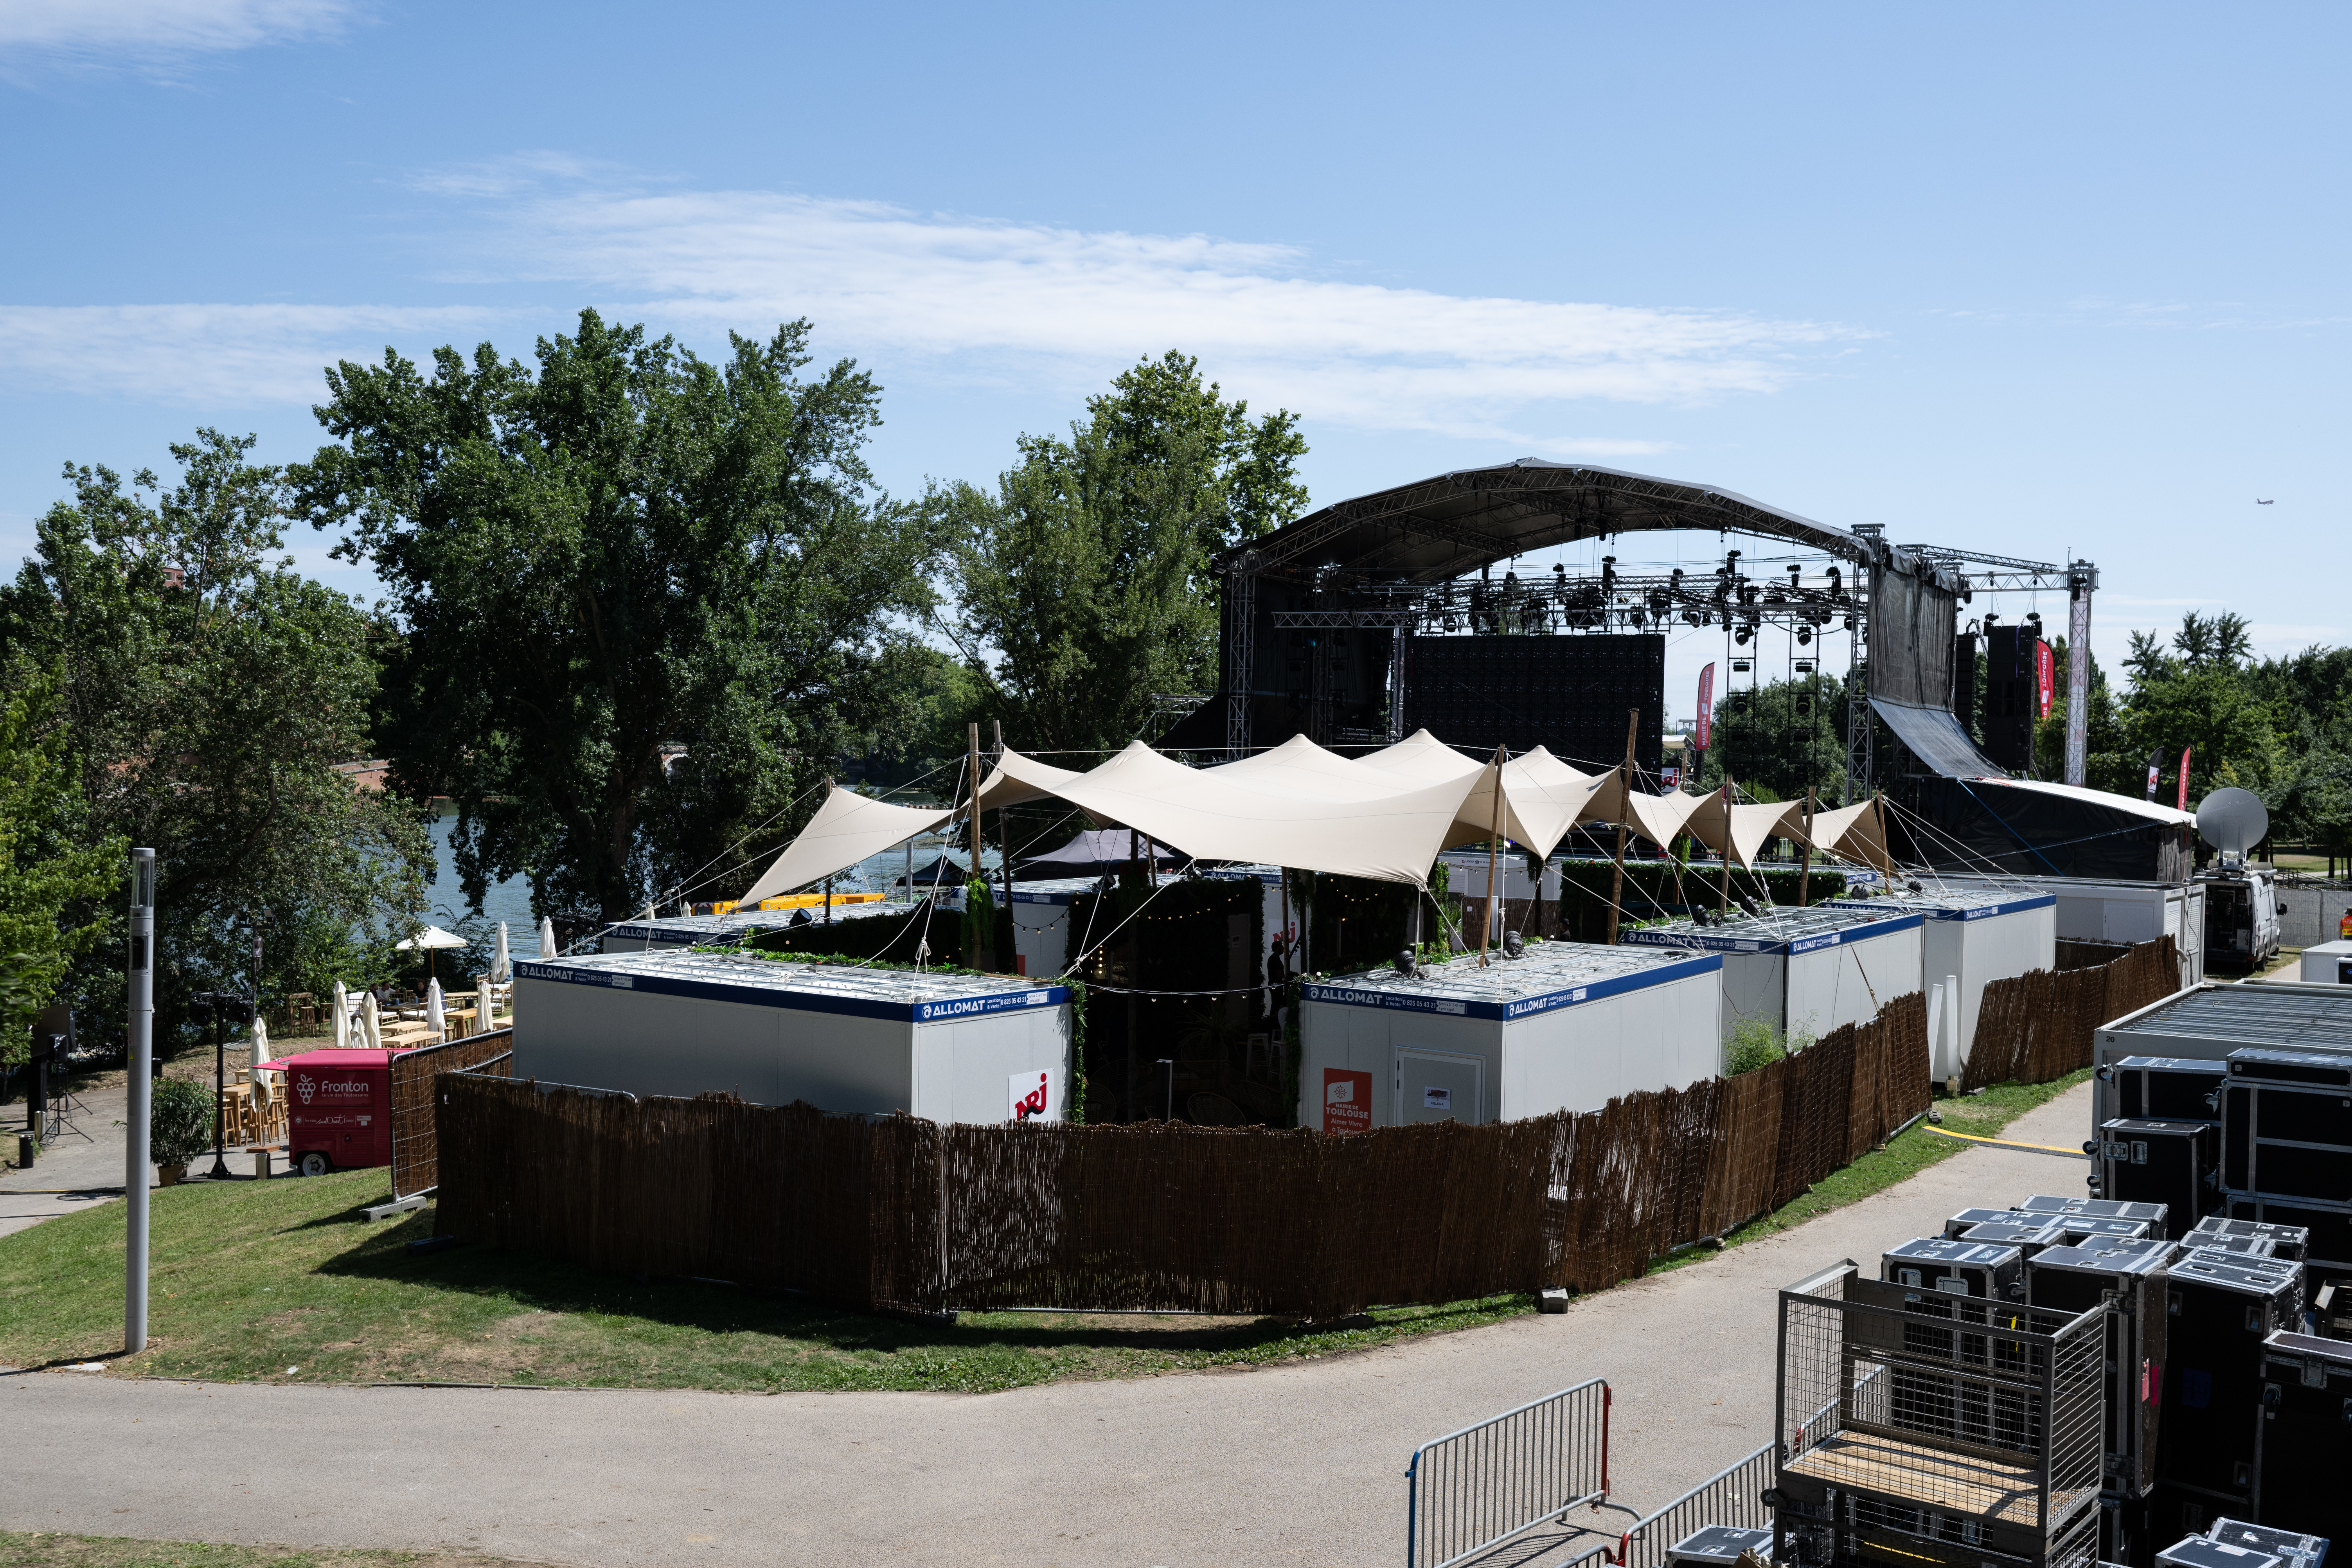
0;0;354;59
0;170;1858;446
488;187;1852;439
0;302;505;405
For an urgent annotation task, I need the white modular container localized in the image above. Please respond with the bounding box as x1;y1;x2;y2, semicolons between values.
2301;939;2352;985
1931;873;2206;989
1295;943;1723;1130
1620;906;1926;1048
512;949;1073;1124
2090;981;2352;1127
602;899;921;953
1825;890;2057;1081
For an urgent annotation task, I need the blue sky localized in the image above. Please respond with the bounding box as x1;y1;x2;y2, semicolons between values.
3;1;2344;725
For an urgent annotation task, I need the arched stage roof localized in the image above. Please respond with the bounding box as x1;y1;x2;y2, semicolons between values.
1223;458;1875;581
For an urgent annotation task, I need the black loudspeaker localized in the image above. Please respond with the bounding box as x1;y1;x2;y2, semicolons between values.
2102;1118;2220;1238
2028;1241;2173;1497
2157;1255;2300;1514
2255;1331;2352;1539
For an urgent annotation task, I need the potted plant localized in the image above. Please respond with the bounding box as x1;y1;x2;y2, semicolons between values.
150;1077;213;1186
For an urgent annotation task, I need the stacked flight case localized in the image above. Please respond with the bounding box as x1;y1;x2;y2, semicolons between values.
2094;1057;2231;1239
2146;1252;2302;1537
2253;1332;2352;1540
2220;1050;2352;1279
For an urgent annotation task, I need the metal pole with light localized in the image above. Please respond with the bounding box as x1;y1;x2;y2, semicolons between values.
126;847;155;1354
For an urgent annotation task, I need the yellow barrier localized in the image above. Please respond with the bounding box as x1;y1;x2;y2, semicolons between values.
708;892;885;914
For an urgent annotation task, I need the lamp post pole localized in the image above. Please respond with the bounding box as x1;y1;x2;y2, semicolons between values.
126;848;155;1354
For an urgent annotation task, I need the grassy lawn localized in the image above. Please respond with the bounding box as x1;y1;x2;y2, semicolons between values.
0;1169;1531;1392
0;1072;2087;1391
0;1536;540;1568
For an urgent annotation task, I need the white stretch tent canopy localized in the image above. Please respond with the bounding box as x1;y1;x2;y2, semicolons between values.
748;733;1905;898
738;784;954;907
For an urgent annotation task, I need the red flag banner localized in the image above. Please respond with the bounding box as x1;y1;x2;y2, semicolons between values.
2177;746;2192;811
1696;662;1715;751
2034;640;2055;719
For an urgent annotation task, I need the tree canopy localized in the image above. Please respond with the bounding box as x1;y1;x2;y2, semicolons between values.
295;311;953;924
0;430;429;1047
941;352;1308;758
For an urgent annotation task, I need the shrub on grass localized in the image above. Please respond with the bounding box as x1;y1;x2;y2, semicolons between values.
1725;1019;1788;1076
151;1078;214;1166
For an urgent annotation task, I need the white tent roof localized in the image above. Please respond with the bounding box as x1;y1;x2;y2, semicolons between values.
1043;740;1490;885
737;786;954;906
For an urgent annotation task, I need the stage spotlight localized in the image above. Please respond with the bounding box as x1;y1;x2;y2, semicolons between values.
1734;625;1751;645
1796;626;1813;646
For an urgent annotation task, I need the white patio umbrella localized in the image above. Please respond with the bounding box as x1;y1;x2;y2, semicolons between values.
395;924;469;980
492;922;511;984
425;977;446;1039
475;975;495;1034
331;981;351;1050
248;1014;272;1066
359;992;383;1051
537;915;558;960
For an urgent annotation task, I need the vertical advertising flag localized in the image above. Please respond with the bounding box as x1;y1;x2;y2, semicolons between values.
1696;662;1715;751
2145;750;2163;799
2177;747;2193;811
2034;641;2055;719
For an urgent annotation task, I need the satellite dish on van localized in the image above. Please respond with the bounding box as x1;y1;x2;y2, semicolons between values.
2196;788;2269;857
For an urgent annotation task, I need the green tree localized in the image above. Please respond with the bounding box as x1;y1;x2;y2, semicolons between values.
942;352;1309;756
294;310;953;924
0;432;431;1047
0;674;122;1063
2116;611;2282;804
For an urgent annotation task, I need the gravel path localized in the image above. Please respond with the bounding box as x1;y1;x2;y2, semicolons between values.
0;1081;2097;1568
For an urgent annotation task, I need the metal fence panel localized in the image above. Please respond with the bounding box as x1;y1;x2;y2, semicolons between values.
1405;1377;1610;1568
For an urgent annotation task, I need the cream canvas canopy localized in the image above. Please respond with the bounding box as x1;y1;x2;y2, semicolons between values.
742;732;1902;899
737;785;954;906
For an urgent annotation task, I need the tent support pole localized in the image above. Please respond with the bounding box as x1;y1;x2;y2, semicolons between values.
1799;788;1816;908
1717;780;1735;915
993;721;1011;962
967;724;983;967
1479;746;1507;966
1606;710;1637;945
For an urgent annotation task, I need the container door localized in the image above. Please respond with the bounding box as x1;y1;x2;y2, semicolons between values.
1394;1047;1485;1126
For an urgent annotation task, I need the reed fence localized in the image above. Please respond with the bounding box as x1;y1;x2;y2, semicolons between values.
1959;935;2179;1092
433;991;1928;1318
388;1028;515;1199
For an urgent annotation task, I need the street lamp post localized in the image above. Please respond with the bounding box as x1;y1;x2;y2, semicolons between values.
126;848;155;1354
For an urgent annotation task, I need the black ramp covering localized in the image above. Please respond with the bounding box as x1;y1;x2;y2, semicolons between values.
1871;697;2007;779
1903;776;2197;880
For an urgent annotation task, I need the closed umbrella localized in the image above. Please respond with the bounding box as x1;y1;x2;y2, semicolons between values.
538;916;558;960
360;992;382;1051
331;981;351;1050
492;923;511;984
476;976;495;1034
248;1015;271;1066
425;978;446;1039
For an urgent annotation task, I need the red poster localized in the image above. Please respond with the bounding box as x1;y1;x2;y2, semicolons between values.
1322;1068;1373;1135
2034;640;2055;719
2177;747;2192;811
1696;663;1715;750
